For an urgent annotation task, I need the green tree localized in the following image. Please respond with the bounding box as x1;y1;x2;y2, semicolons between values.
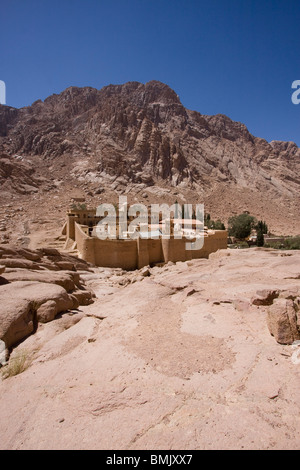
213;219;226;230
228;213;257;240
256;220;268;234
204;213;212;228
256;229;264;247
204;213;225;230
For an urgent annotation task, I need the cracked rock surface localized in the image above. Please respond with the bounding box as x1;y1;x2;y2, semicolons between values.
0;248;299;450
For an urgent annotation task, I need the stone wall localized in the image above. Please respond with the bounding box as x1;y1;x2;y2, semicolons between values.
74;223;96;265
94;238;138;271
71;222;228;270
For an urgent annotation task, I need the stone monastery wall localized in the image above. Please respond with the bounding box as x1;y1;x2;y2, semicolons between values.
67;212;228;269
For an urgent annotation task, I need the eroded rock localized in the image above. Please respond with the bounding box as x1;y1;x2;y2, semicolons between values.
267;298;300;344
0;281;80;347
0;247;95;350
252;289;280;306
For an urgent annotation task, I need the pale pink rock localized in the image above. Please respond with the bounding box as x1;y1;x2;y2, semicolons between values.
0;246;300;450
0;281;78;347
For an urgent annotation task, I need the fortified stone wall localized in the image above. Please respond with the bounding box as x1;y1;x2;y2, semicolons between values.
94;238;138;271
71;221;228;270
74;222;96;265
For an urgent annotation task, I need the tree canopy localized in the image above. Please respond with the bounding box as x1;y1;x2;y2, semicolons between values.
228;213;257;240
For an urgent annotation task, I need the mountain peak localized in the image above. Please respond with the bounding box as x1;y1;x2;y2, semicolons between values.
144;80;182;105
0;80;299;236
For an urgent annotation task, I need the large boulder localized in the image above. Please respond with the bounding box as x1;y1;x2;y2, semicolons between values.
70;289;95;306
0;281;79;349
0;258;42;270
3;270;80;292
0;246;95;353
0;246;93;272
267;298;300;344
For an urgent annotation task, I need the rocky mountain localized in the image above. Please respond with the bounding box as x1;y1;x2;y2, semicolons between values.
0;80;299;244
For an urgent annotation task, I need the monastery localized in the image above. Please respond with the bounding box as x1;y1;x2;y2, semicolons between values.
63;207;228;270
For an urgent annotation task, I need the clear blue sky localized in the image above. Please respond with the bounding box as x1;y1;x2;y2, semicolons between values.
1;0;299;145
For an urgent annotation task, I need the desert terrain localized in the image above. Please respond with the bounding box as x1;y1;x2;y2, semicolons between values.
0;80;299;450
0;246;299;450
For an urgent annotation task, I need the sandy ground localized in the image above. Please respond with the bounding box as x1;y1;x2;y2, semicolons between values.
0;248;299;450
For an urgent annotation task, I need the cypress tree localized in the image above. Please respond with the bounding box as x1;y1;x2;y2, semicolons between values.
257;229;264;247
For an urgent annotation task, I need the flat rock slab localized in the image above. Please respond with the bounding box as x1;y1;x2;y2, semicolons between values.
3;270;79;292
0;249;300;450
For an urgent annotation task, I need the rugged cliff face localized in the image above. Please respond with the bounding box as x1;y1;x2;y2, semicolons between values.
0;80;299;239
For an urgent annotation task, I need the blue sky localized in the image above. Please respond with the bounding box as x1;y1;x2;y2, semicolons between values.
1;0;299;145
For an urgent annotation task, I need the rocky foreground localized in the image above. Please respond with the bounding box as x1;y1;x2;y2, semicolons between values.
0;247;299;450
0;246;95;362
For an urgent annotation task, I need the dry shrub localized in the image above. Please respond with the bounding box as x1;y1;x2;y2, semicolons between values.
1;349;32;379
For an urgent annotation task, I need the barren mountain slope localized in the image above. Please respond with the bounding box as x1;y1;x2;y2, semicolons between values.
0;80;299;245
